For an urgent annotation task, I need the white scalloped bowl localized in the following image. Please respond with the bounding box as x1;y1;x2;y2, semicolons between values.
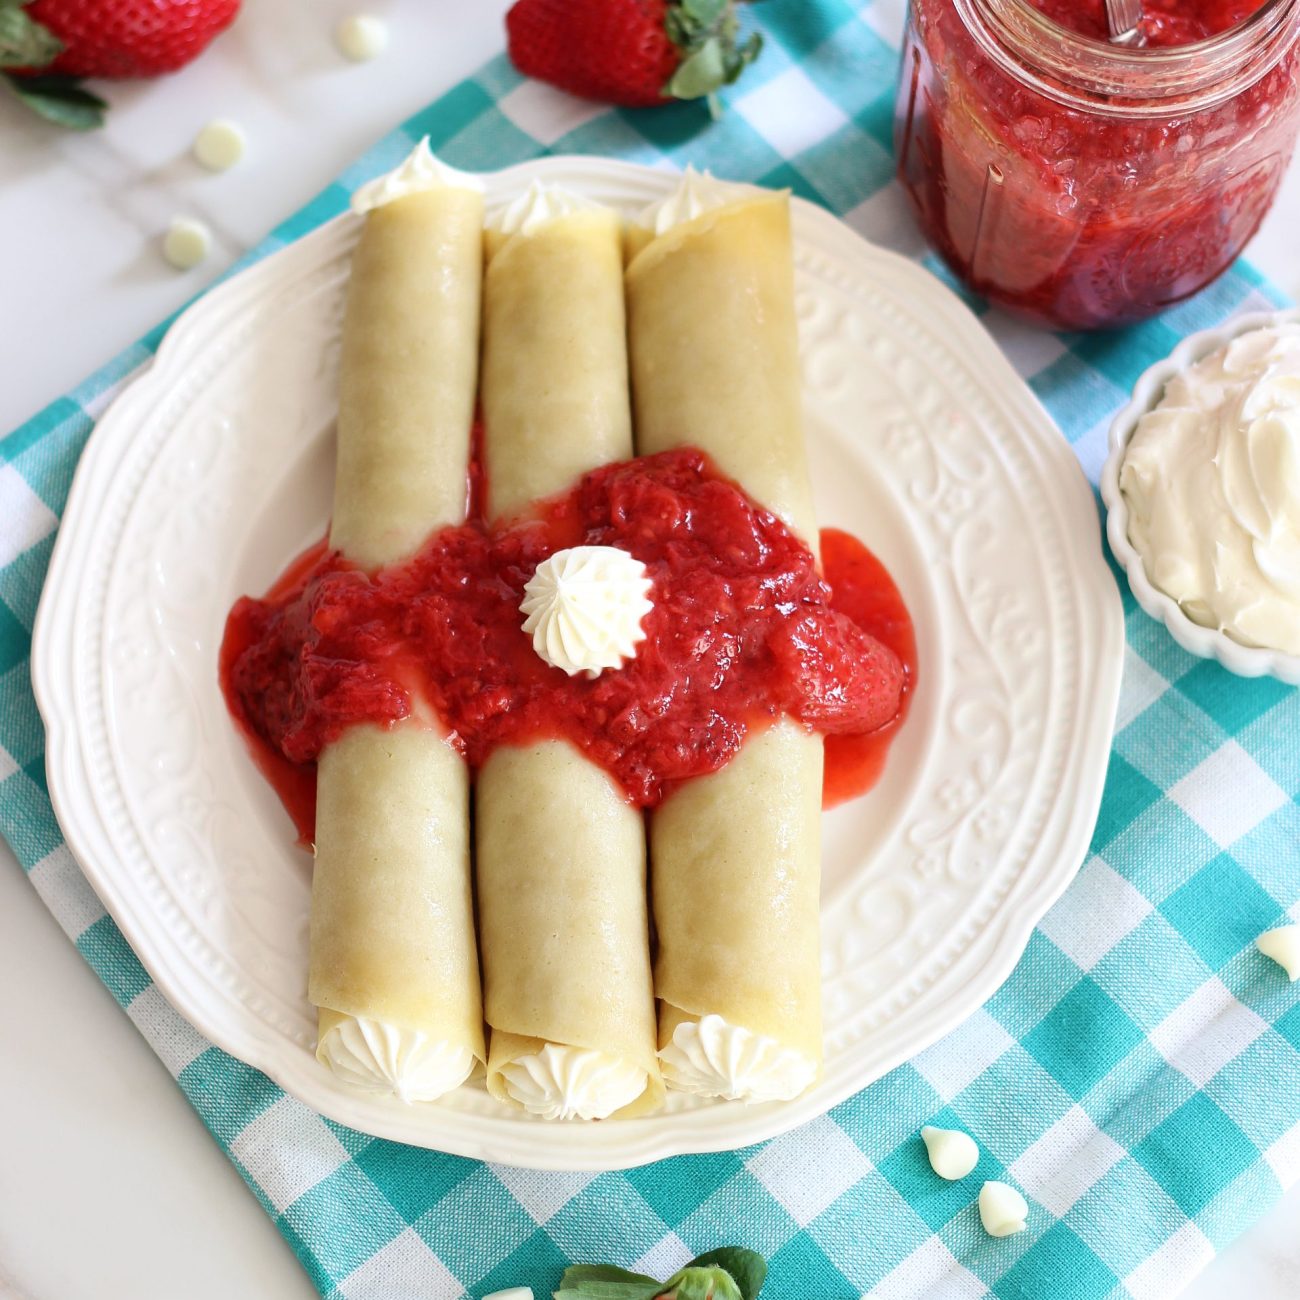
1100;306;1300;686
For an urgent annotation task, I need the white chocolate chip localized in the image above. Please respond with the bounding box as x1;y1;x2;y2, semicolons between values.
335;13;388;62
978;1181;1028;1237
921;1125;980;1180
483;1291;533;1300
162;216;211;270
193;118;246;171
1257;924;1300;980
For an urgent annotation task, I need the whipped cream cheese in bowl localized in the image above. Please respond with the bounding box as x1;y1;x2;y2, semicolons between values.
1102;309;1300;684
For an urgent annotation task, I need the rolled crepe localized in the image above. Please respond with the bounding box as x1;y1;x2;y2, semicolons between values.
309;180;486;1101
480;198;633;521
625;189;818;550
475;188;662;1119
627;185;824;1099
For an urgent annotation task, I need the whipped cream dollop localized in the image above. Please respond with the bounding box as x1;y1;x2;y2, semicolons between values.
638;165;753;235
978;1181;1029;1238
657;1014;818;1104
351;136;483;214
920;1125;980;1180
1257;924;1300;980
317;1015;474;1103
520;545;653;677
499;1044;647;1121
1121;323;1300;655
493;179;604;237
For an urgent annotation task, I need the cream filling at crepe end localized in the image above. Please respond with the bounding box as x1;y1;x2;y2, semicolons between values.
492;178;605;237
351;136;483;213
499;1043;647;1121
317;1014;475;1103
638;165;759;235
658;1013;817;1104
520;545;653;678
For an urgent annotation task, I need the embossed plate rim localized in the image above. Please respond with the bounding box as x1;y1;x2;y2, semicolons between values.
33;155;1123;1169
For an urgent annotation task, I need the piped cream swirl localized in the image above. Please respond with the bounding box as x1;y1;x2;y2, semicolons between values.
317;1015;474;1103
638;165;755;235
520;545;653;677
1121;323;1300;655
658;1014;817;1104
351;136;483;213
499;1044;646;1120
493;178;604;237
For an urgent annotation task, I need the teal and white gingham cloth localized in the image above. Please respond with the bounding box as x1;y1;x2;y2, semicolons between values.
4;3;1299;1297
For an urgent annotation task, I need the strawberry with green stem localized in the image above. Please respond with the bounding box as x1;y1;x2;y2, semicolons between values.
506;0;763;115
1;0;239;128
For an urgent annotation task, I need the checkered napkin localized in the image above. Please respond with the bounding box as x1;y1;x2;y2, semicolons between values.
3;3;1299;1297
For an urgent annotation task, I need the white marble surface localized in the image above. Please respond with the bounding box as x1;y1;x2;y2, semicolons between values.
0;1;1297;1297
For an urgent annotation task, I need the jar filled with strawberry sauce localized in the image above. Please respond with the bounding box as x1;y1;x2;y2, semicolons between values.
894;0;1300;330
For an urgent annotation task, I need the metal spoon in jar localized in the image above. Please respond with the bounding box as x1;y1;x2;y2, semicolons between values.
1105;0;1144;45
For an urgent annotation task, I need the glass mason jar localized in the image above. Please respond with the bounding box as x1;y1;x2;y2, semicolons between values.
894;0;1300;330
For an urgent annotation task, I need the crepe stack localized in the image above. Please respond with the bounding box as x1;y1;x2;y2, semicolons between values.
291;150;833;1114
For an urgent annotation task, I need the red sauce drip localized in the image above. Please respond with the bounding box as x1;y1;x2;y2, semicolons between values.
218;538;332;843
221;449;915;839
465;417;487;523
820;528;918;809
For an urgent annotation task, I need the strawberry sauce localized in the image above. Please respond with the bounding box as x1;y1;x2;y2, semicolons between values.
221;449;915;839
896;0;1299;328
820;529;916;809
1030;0;1266;44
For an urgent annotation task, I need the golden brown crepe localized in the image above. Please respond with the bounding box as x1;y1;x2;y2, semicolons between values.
626;191;824;1082
476;197;662;1117
309;187;486;1089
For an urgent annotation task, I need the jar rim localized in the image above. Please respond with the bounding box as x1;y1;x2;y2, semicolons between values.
957;0;1300;114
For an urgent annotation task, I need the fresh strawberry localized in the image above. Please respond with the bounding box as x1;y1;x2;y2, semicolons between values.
506;0;762;110
16;0;240;77
1;0;240;127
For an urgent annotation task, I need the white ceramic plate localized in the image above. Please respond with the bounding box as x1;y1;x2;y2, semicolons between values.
33;156;1123;1170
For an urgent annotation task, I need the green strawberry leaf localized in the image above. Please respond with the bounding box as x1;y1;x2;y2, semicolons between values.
662;1266;744;1300
722;32;762;84
553;1263;666;1300
665;36;725;100
560;1247;768;1300
0;0;63;69
685;1248;767;1300
663;0;763;105
5;72;106;128
553;1291;663;1300
681;0;728;25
